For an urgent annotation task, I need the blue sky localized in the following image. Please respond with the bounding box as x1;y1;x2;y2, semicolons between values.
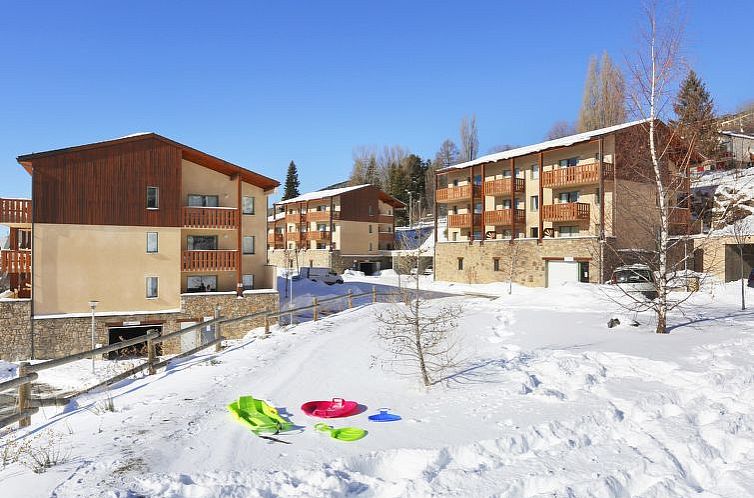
0;0;752;203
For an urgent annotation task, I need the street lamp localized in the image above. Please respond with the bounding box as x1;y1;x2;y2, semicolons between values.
88;300;99;373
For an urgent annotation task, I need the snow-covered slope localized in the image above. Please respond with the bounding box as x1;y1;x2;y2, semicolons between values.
2;282;754;497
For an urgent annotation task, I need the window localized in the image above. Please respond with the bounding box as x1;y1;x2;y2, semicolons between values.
369;225;373;234
530;227;539;238
243;236;255;254
493;258;501;272
187;275;217;293
473;174;482;186
242;274;254;290
452;232;458;241
559;191;579;203
146;277;158;298
514;168;522;178
558;157;579;168
317;223;328;232
531;164;539;179
503;199;512;209
146;232;158;253
452;179;459;187
559;226;578;238
187;235;218;250
595;187;601;205
474;202;483;214
368;205;374;215
316;205;326;212
530;195;539;211
503;170;512;178
242;196;255;215
457;257;464;270
369;243;373;251
147;187;159;209
187;194;219;207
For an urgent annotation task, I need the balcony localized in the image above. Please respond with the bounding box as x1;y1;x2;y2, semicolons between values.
0;198;31;227
182;207;238;230
436;185;481;203
484;178;525;196
542;203;590;222
306;231;330;241
0;250;31;274
541;162;614;188
447;213;483;228
181;250;238;272
306;210;339;222
377;214;394;224
669;208;690;226
268;233;284;249
378;232;394;243
483;209;526;227
285;212;305;223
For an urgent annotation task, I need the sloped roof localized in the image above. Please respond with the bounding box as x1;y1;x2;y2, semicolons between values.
439;119;651;172
276;184;405;208
16;133;279;191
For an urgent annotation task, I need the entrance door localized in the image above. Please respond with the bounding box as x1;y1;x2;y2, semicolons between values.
546;260;579;287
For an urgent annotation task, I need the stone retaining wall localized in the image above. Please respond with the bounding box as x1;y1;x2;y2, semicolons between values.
0;299;32;361
1;291;279;361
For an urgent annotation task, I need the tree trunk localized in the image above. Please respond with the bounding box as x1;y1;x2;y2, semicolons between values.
414;275;430;386
741;246;746;311
656;303;667;334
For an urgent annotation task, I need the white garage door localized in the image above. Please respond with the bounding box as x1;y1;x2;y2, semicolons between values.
547;260;579;287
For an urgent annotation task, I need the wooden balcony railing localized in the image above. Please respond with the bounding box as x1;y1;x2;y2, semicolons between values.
267;233;284;244
542;203;590;222
182;207;238;230
377;214;394;224
0;198;31;226
306;231;329;241
436;185;481;202
541;162;614;188
484;178;525;196
0;250;31;274
378;232;394;242
306;210;339;222
483;209;526;226
285;212;305;223
285;232;302;243
447;213;483;228
668;208;690;225
181;250;238;272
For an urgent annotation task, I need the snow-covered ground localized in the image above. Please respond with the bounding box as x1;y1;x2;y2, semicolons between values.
2;279;754;497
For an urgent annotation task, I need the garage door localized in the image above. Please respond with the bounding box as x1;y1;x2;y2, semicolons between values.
546;260;579;287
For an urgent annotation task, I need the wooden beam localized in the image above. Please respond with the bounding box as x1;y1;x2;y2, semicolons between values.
510;158;516;244
538;152;544;243
236;176;243;296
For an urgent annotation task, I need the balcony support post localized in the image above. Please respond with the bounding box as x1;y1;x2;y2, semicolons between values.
468;165;474;244
598;138;605;284
235;175;243;296
538;152;544;243
510;158;516;244
480;163;486;243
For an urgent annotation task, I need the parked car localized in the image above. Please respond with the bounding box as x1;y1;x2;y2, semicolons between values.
423;266;434;276
299;267;344;285
748;268;754;288
611;264;657;299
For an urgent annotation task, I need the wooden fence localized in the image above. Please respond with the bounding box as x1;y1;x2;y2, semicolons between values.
0;286;397;430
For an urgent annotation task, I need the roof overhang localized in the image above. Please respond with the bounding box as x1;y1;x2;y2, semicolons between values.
16;133;280;191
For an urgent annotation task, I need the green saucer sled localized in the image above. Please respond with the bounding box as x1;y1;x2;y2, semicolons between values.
314;422;367;442
228;395;293;435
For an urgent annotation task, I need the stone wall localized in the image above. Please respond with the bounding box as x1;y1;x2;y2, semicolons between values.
8;290;279;361
267;249;393;275
0;299;32;361
435;237;619;287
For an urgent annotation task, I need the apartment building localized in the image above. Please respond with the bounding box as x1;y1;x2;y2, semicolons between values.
0;133;280;360
268;184;405;273
434;120;695;287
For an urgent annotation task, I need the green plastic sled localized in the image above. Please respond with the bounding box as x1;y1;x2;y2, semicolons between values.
228;395;293;435
314;422;367;442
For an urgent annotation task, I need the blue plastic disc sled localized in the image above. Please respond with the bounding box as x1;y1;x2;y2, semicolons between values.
368;408;402;422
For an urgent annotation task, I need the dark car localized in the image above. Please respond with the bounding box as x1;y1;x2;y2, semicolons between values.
748;269;754;288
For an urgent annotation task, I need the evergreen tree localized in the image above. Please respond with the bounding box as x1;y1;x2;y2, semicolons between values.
672;69;717;157
365;156;381;188
282;160;300;200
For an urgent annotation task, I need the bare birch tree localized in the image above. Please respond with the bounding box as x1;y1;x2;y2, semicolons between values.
375;247;461;386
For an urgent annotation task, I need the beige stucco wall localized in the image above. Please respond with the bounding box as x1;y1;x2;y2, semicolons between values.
182;159;238;208
33;224;182;315
335;220;379;254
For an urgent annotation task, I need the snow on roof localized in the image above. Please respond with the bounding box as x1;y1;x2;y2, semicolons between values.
18;132;154;158
276;184;370;205
720;130;754;140
440;119;651;172
267;212;285;222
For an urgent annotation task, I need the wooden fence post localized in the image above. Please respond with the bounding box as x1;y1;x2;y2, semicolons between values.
214;306;222;352
147;335;156;375
372;286;377;303
264;315;270;335
312;297;319;321
347;290;353;309
17;361;30;428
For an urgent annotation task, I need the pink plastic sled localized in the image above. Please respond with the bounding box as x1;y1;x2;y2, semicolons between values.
301;398;358;418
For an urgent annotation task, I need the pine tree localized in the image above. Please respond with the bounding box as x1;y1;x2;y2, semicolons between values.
365;156;381;188
672;69;717;157
282;161;300;200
